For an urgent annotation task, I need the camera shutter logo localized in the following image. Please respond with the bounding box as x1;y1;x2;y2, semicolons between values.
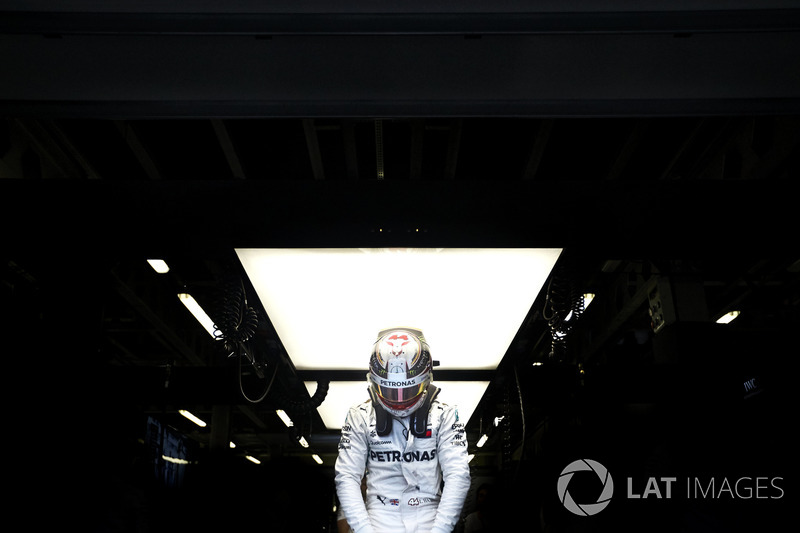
557;459;614;516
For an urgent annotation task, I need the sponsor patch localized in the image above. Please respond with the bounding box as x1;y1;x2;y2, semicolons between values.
369;449;437;463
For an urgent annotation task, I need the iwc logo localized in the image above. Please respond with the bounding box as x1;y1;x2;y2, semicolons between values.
557;459;614;516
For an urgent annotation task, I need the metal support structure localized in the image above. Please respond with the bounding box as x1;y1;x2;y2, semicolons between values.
374;119;384;179
522;119;553;180
211;119;246;179
444;119;462;180
303;119;325;180
606;120;648;181
342;119;359;180
114;121;162;180
210;404;232;452
109;271;206;366
12;119;84;179
410;119;425;180
648;275;709;333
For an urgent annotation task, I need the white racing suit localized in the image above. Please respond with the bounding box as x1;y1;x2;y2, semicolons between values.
335;396;471;533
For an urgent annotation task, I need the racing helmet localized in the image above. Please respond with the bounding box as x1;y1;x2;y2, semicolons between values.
368;328;433;417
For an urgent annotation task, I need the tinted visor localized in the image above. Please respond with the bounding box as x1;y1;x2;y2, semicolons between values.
375;380;427;410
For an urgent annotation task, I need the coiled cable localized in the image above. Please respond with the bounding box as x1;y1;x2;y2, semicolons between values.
543;274;585;361
215;274;273;401
215;277;259;349
272;379;331;414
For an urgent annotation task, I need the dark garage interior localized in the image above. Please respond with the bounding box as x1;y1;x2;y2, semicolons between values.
2;2;798;532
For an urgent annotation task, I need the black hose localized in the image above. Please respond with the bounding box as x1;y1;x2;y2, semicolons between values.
238;353;278;404
274;380;331;414
216;276;259;348
543;273;585;361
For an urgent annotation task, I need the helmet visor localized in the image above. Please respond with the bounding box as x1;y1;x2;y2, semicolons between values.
370;373;429;411
375;380;427;410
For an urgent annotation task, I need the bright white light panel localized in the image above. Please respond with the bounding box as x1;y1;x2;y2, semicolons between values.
235;248;562;371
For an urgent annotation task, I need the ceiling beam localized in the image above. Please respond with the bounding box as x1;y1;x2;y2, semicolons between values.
3;178;799;257
659;119;707;180
211;119;246;179
410;119;425;180
4;9;800;36
341;119;359;180
684;118;750;180
522;119;553;180
46;120;102;180
109;271;206;366
374;119;384;180
114;120;162;180
444;119;462;180
303;119;325;180
238;405;268;430
745;118;800;180
12;119;84;179
6;99;800;120
606;119;648;181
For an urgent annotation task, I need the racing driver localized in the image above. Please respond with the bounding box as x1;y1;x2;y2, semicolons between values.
335;328;471;533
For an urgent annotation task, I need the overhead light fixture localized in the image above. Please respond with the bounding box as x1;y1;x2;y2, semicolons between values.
238;247;561;425
236;248;561;371
305;380;490;430
245;455;261;465
177;293;217;338
476;434;489;448
298;436;310;448
179;409;206;427
312;454;323;464
716;310;741;324
162;455;189;465
275;409;294;427
147;259;170;274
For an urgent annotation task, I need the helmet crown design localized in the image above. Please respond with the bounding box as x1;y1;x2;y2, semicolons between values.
385;333;411;357
369;328;432;417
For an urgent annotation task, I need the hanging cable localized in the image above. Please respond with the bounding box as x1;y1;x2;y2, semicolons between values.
542;273;585;362
238;351;278;404
272;379;331;414
216;277;259;350
215;273;274;403
513;365;526;480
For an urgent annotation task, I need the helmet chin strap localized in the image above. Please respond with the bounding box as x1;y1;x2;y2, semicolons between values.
370;384;440;438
